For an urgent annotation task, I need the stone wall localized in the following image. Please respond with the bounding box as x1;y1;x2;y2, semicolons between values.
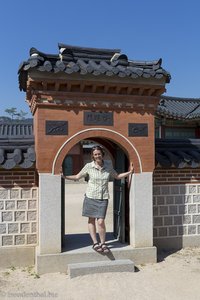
2;166;200;251
153;168;200;249
0;169;38;247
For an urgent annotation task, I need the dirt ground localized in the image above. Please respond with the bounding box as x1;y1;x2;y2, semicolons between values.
0;247;200;300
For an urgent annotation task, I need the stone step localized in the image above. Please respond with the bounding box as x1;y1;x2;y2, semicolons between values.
68;259;135;278
36;246;157;275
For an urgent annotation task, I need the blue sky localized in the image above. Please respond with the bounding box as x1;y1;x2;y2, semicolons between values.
0;0;200;117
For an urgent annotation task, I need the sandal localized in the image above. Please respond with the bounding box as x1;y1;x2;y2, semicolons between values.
101;243;110;253
92;243;103;252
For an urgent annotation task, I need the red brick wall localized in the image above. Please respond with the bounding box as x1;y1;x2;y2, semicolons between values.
153;168;200;185
0;168;38;188
34;107;155;174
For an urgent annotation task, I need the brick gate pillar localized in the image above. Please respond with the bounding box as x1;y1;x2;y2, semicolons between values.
130;173;153;247
38;174;61;254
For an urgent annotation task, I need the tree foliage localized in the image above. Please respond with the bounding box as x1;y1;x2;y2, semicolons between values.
4;107;28;120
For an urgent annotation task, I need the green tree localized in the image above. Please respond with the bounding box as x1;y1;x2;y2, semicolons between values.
4;108;28;120
5;107;17;119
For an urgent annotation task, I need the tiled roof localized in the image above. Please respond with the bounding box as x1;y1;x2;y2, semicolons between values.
157;96;200;120
18;43;171;91
0;121;35;169
0;122;33;139
155;139;200;168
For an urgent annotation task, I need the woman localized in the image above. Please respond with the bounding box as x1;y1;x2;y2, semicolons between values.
62;145;134;253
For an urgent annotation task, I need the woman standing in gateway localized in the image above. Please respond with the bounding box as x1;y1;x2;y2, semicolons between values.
62;145;134;253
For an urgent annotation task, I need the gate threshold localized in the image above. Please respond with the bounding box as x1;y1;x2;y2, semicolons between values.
62;232;129;253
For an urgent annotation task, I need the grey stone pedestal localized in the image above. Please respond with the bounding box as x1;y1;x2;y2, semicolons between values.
68;259;135;278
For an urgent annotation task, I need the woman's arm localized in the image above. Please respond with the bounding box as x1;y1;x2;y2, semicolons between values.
60;164;88;181
61;173;82;181
114;162;134;180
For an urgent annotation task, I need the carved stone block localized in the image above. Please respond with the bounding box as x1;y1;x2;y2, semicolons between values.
84;112;113;126
128;123;148;137
46;121;68;135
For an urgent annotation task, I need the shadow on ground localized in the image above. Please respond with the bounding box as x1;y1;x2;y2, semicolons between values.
157;248;180;263
62;232;129;252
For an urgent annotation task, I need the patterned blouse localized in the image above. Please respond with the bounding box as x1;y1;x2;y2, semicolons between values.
78;161;117;200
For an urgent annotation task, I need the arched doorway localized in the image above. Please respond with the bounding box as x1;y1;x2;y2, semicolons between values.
38;126;154;258
61;138;130;251
52;127;142;175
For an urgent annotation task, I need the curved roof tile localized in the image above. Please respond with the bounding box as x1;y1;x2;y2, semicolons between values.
157;96;200;120
0;121;35;169
18;44;171;92
155;139;200;168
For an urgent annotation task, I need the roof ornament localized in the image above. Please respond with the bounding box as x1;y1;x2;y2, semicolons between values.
30;47;40;57
59;47;66;54
110;53;128;66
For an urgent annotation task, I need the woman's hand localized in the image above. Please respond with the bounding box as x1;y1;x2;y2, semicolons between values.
60;167;65;179
114;162;134;180
129;162;134;174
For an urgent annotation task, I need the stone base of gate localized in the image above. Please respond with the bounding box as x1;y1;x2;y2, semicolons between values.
35;245;157;275
154;235;200;251
0;247;35;268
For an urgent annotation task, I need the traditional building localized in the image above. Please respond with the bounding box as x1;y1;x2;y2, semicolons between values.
0;44;200;273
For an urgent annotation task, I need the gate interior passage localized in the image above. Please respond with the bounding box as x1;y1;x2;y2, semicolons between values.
18;43;170;273
61;141;129;250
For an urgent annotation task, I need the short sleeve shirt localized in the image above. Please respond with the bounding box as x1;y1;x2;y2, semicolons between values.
78;161;118;199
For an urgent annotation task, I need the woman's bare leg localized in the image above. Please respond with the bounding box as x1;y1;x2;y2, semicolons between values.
97;218;106;244
97;218;110;252
88;217;98;244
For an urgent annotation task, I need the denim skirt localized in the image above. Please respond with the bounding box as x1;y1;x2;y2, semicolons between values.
82;195;108;219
